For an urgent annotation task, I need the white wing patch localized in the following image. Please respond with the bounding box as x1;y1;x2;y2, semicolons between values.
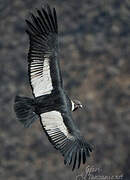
41;111;74;141
30;58;53;97
41;111;68;136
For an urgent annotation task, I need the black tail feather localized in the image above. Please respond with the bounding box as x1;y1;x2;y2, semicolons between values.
14;96;39;128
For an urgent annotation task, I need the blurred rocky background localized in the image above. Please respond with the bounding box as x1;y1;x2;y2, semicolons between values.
0;0;130;179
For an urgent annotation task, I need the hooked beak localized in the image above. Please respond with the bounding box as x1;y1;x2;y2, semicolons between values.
79;104;83;109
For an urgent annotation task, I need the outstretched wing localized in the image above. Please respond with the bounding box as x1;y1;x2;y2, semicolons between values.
26;5;63;97
40;110;93;170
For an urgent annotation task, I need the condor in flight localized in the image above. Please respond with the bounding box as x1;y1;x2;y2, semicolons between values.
14;4;93;170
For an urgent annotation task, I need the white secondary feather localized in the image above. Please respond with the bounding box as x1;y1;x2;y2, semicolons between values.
30;58;53;97
41;111;68;136
40;111;74;142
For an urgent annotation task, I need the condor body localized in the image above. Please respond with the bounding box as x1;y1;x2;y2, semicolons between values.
14;4;93;171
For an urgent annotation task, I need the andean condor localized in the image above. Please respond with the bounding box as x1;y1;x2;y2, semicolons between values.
14;4;93;171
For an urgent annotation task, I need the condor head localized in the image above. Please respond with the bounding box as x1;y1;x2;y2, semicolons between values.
71;100;83;111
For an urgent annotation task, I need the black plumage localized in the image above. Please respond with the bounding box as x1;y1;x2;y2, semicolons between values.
14;4;93;171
